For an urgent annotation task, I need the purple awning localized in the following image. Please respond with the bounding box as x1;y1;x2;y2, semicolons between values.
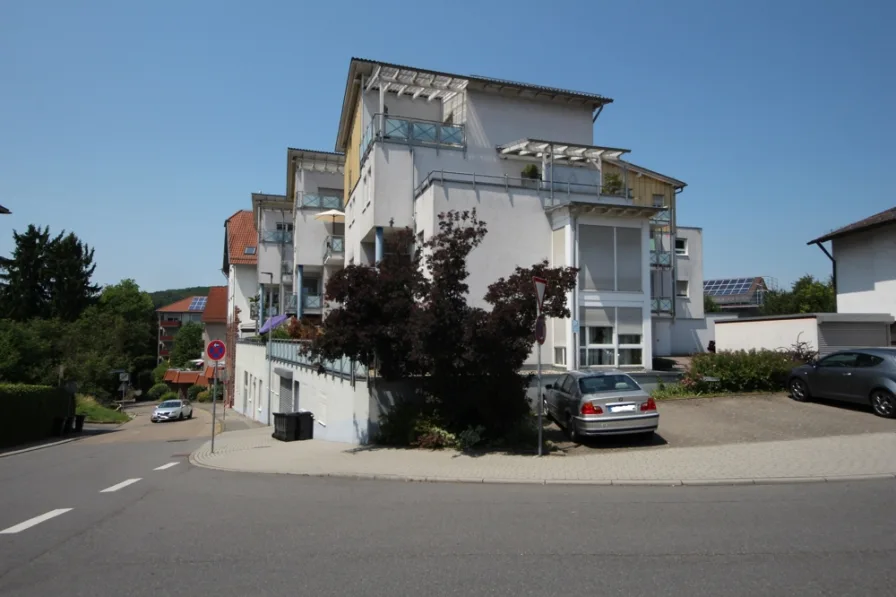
259;314;289;334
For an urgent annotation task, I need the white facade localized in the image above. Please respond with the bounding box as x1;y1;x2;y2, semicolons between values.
833;224;896;319
227;263;258;336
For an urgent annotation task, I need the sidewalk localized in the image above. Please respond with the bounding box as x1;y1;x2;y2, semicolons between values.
196;403;266;433
190;426;896;486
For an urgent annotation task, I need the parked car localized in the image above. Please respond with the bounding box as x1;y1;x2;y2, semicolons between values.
543;370;658;442
788;348;896;419
151;399;193;423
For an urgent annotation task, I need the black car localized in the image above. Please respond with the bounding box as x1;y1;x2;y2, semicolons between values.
788;348;896;418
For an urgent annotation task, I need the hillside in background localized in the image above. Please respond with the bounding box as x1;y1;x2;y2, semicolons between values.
149;286;211;309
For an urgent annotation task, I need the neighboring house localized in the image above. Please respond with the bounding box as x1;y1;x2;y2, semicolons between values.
201;286;228;366
232;57;704;369
222;209;259;337
808;207;896;336
162;366;215;397
703;276;769;316
156;296;207;363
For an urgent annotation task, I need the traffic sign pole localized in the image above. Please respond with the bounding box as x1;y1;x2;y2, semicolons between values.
206;340;227;454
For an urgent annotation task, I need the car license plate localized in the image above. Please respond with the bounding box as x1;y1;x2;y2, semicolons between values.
611;404;636;413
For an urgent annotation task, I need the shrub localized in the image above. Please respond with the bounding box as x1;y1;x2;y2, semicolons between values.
152;362;169;384
683;349;798;394
411;420;456;450
147;383;169;401
187;384;204;401
0;384;72;449
376;399;424;446
456;425;485;451
159;391;179;402
75;394;129;424
196;390;211;402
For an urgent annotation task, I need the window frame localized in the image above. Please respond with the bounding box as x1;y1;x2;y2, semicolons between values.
675;237;688;256
676;280;689;298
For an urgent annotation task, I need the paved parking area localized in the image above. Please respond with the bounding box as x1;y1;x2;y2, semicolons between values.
549;393;896;454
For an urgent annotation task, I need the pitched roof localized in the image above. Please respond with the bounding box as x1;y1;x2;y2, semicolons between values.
225;210;257;266
807;206;896;245
0;204;10;214
157;296;206;313
202;286;228;323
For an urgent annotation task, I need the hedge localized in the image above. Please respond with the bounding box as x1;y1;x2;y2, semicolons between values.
683;349;799;394
1;384;73;449
147;383;169;401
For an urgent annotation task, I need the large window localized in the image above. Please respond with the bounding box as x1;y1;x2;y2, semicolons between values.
578;307;644;367
578;224;643;292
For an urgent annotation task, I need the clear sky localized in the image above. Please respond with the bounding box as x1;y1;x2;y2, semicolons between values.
2;0;894;292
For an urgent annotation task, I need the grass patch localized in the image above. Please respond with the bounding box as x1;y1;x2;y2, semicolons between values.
75;395;130;424
651;383;788;401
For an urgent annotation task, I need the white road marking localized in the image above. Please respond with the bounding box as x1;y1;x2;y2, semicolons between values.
100;478;142;493
0;509;73;534
154;462;179;471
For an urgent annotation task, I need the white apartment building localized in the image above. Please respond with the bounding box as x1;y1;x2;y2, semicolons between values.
234;58;705;369
327;58;701;369
223;209;260;338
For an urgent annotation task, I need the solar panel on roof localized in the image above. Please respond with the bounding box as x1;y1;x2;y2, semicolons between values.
189;297;208;311
704;277;756;297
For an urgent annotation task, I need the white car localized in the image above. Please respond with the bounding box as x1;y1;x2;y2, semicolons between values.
151;399;193;423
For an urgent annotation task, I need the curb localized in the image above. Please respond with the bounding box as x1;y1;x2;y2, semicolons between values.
186;452;896;487
0;437;80;459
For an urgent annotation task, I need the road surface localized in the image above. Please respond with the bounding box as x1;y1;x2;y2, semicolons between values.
0;408;893;596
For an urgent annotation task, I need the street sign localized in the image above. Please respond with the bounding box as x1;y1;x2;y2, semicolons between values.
533;276;547;313
118;373;129;382
207;340;226;362
535;314;546;345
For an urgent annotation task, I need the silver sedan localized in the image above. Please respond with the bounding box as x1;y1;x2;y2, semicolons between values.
151;399;194;423
544;370;658;442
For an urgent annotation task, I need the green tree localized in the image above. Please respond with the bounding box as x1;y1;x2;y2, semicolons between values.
0;225;52;320
96;279;156;363
45;230;100;321
761;275;835;315
704;295;721;313
170;322;204;367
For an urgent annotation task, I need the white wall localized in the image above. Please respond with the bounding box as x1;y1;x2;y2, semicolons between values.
233;341;269;423
715;317;819;353
667;312;738;355
834;225;896;318
230;264;257;334
257;208;292;285
675;227;704;319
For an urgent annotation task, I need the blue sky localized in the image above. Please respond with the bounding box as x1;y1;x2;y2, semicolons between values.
1;0;894;292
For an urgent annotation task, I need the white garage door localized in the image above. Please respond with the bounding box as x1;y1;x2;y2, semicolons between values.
817;323;890;357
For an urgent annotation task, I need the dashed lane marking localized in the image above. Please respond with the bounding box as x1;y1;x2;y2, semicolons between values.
0;509;73;534
99;478;142;493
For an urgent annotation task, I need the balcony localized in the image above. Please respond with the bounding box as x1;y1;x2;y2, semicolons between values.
159;349;170;357
159;320;181;328
323;235;345;264
159;335;175;342
269;339;367;378
650;250;673;267
285;293;298;315
414;171;639;210
651;298;673;313
300;193;342;210
262;230;293;244
650;210;671;226
303;292;322;311
361;114;465;163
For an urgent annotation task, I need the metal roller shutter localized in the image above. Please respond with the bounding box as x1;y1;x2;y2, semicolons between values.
817;322;889;357
278;375;293;413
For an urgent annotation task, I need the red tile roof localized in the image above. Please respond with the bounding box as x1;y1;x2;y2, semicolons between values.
157;296;206;313
226;210;258;265
162;369;203;385
202;286;228;323
808;206;896;245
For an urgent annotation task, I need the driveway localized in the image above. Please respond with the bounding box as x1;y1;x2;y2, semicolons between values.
548;393;896;454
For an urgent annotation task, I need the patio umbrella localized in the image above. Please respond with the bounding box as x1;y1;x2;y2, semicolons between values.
313;209;345;226
259;313;289;334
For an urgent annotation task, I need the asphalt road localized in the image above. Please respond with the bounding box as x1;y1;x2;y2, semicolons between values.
1;413;894;595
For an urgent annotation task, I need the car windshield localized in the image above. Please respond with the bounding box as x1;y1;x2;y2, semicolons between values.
579;375;641;394
159;401;181;408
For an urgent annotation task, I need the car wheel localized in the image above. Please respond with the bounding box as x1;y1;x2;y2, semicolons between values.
566;414;580;444
187;410;193;419
870;389;896;419
542;397;552;422
789;378;811;402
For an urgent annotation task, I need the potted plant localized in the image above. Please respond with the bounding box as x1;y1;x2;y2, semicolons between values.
521;164;540;188
601;172;625;197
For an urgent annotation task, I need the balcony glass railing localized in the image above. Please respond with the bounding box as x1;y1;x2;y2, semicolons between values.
361;114;465;160
303;293;322;309
300;193;342;209
323;235;345;261
269;339;367;378
650;250;673;267
651;298;673;313
650;210;671;225
262;230;293;244
285;294;298;313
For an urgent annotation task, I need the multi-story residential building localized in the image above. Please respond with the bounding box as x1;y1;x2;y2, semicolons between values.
156;296;207;363
222;209;259;337
252;192;295;323
325;57;699;369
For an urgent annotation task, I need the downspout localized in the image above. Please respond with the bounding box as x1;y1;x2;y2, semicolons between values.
572;212;579;370
811;241;837;311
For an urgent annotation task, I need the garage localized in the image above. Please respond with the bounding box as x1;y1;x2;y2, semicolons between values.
715;313;894;357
